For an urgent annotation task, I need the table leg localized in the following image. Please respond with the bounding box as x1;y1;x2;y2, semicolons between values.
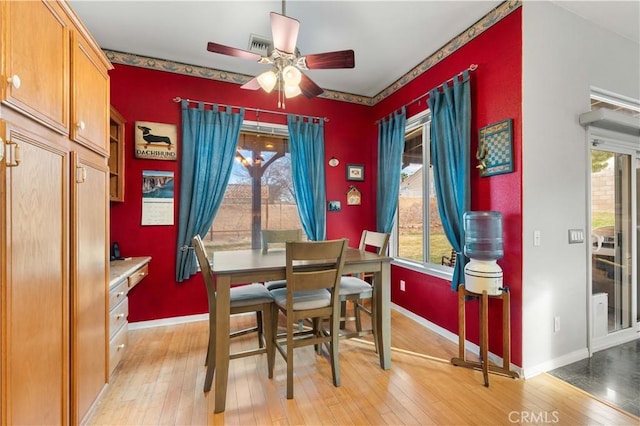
214;275;231;413
375;261;391;370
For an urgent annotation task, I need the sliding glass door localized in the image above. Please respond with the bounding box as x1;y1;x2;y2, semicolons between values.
590;140;638;349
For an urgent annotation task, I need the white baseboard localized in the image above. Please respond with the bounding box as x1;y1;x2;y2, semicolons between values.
128;313;208;330
520;348;589;379
391;303;523;377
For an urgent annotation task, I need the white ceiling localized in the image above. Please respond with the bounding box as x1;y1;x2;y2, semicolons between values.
69;1;639;98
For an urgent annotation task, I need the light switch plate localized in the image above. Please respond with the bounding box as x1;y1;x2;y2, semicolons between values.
568;229;585;244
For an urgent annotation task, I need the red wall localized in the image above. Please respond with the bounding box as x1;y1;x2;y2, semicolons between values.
372;9;523;365
110;8;523;365
109;66;376;322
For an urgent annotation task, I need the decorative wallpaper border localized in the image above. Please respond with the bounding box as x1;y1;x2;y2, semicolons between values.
104;0;520;107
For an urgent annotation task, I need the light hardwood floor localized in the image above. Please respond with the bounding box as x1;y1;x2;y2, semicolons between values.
87;309;639;425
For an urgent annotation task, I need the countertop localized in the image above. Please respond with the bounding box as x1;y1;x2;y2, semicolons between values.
109;256;151;288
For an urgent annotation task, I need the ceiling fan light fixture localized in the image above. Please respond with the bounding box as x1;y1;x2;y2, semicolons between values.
284;83;302;98
257;70;277;93
282;65;302;85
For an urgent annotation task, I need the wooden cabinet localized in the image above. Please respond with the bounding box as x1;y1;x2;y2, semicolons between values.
108;258;151;375
70;31;110;155
109;106;126;202
1;0;70;133
1;118;71;426
70;152;110;423
0;1;112;425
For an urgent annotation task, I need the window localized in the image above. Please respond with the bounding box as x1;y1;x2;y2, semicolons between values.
203;122;303;252
394;110;453;272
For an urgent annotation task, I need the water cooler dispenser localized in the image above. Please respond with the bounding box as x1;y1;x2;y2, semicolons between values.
463;211;504;295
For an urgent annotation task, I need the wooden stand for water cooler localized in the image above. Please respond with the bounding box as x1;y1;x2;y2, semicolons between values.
451;284;519;386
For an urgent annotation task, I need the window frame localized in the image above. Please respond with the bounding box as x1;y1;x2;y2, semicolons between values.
391;109;454;280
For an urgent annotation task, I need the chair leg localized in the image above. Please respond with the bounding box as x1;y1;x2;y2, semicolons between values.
313;318;322;354
286;315;295;399
264;304;275;379
339;300;347;329
330;314;341;387
204;322;216;392
257;311;264;349
354;299;363;332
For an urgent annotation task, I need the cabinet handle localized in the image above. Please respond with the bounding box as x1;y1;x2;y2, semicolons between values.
7;74;21;89
5;140;21;167
76;166;86;183
76;121;86;130
116;291;125;298
116;344;125;351
115;313;125;320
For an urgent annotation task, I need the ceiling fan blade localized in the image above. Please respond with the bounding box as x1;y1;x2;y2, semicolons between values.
270;12;299;54
240;77;261;90
303;50;355;69
207;42;262;62
299;73;324;98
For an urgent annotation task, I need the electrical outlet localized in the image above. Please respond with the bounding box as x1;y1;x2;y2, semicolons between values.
400;280;406;292
554;316;560;332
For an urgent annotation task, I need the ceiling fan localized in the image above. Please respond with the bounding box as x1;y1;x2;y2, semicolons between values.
206;4;355;108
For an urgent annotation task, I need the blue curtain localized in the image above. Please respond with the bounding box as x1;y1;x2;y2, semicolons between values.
427;71;471;290
175;100;244;282
376;107;406;233
287;115;326;241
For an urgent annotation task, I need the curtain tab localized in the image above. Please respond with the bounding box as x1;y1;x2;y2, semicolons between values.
181;99;188;109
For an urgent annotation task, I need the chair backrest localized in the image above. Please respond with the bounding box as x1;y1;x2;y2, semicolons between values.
261;229;303;254
285;239;348;299
192;235;216;307
359;230;390;255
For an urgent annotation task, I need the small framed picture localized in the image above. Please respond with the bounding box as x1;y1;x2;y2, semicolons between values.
346;164;364;181
328;200;341;212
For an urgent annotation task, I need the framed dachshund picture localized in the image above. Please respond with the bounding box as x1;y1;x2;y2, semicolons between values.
134;121;178;161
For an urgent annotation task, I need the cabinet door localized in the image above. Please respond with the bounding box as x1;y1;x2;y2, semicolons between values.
1;0;70;133
109;106;126;202
70;32;110;156
1;120;69;426
70;151;108;423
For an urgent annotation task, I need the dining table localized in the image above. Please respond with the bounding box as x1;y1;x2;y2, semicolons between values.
209;245;391;413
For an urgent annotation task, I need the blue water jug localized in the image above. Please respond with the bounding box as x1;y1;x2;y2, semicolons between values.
463;211;503;261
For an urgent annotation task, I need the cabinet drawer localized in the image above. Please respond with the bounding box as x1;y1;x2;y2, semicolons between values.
109;322;128;376
128;263;148;290
109;279;128;311
109;298;128;338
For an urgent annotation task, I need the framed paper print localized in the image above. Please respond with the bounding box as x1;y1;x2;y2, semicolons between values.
346;164;364;181
328;200;342;212
477;119;513;177
135;121;178;161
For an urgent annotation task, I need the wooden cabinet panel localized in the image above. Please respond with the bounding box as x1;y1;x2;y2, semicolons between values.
1;120;70;426
128;263;149;290
70;152;109;423
1;0;69;133
70;33;110;156
109;323;128;377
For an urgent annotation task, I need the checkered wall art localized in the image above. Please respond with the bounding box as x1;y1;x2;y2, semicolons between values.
477;119;514;177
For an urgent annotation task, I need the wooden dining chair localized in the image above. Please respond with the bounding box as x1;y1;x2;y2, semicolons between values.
338;230;390;344
191;235;275;392
260;229;303;291
270;239;348;399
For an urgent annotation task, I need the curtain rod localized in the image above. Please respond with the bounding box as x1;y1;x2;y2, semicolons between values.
406;63;477;108
377;63;478;124
172;97;329;122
